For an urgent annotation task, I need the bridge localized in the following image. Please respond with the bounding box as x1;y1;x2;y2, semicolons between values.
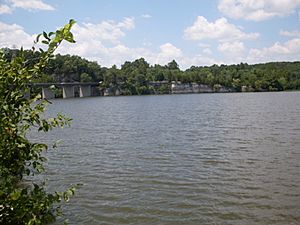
28;82;101;99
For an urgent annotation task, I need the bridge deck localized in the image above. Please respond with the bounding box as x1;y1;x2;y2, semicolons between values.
28;82;100;87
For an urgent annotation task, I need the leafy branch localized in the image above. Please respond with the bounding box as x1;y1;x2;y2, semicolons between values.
0;19;79;225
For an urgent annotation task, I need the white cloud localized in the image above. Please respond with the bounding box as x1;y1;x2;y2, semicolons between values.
184;16;259;42
197;43;211;48
156;43;183;65
9;0;55;11
0;20;242;69
248;38;300;63
0;18;173;68
5;16;300;70
141;14;152;19
280;30;300;38
159;43;182;57
218;41;246;63
117;17;135;30
202;48;212;55
57;18;139;66
218;0;300;21
59;20;198;69
0;4;12;14
181;55;222;68
0;0;55;14
154;44;221;69
218;41;245;54
68;17;135;45
0;22;34;49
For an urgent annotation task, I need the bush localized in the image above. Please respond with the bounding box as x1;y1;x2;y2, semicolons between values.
0;20;78;225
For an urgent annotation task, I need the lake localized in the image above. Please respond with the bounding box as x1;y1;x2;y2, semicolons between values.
38;92;300;225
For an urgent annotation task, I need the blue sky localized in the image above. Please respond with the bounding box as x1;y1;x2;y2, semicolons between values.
1;0;300;69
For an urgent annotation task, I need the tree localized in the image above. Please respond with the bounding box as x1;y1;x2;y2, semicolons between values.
3;45;300;95
167;60;179;70
0;20;78;225
80;72;92;82
104;65;120;87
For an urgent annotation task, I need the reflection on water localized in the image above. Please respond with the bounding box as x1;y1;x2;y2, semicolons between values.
38;92;299;224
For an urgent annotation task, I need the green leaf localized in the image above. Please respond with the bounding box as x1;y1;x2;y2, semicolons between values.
0;20;76;224
65;33;75;43
28;218;36;225
43;31;50;41
69;19;76;26
10;190;21;200
35;33;42;43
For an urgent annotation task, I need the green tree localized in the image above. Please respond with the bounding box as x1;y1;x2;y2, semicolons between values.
104;65;120;87
80;72;92;82
232;78;241;91
4;45;300;94
167;60;179;70
0;20;78;225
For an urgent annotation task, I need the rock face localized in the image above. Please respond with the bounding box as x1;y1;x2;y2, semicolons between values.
102;81;235;96
171;82;233;94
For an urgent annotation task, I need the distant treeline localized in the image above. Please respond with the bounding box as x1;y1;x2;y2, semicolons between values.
3;48;300;95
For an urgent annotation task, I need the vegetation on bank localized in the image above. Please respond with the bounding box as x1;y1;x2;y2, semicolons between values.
0;20;78;224
3;49;300;95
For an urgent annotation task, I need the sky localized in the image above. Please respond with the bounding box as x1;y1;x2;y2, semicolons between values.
1;0;300;69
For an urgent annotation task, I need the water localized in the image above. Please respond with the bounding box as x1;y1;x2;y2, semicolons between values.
37;92;300;224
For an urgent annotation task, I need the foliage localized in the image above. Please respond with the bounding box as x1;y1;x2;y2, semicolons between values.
80;72;92;82
3;50;300;95
0;20;78;225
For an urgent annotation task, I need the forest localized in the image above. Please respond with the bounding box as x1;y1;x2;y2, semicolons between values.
3;48;300;95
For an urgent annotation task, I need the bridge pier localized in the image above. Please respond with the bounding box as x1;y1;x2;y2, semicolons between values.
63;86;74;98
30;82;100;99
79;85;91;97
42;87;55;99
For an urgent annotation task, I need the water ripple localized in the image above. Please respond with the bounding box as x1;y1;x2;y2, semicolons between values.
35;92;300;225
